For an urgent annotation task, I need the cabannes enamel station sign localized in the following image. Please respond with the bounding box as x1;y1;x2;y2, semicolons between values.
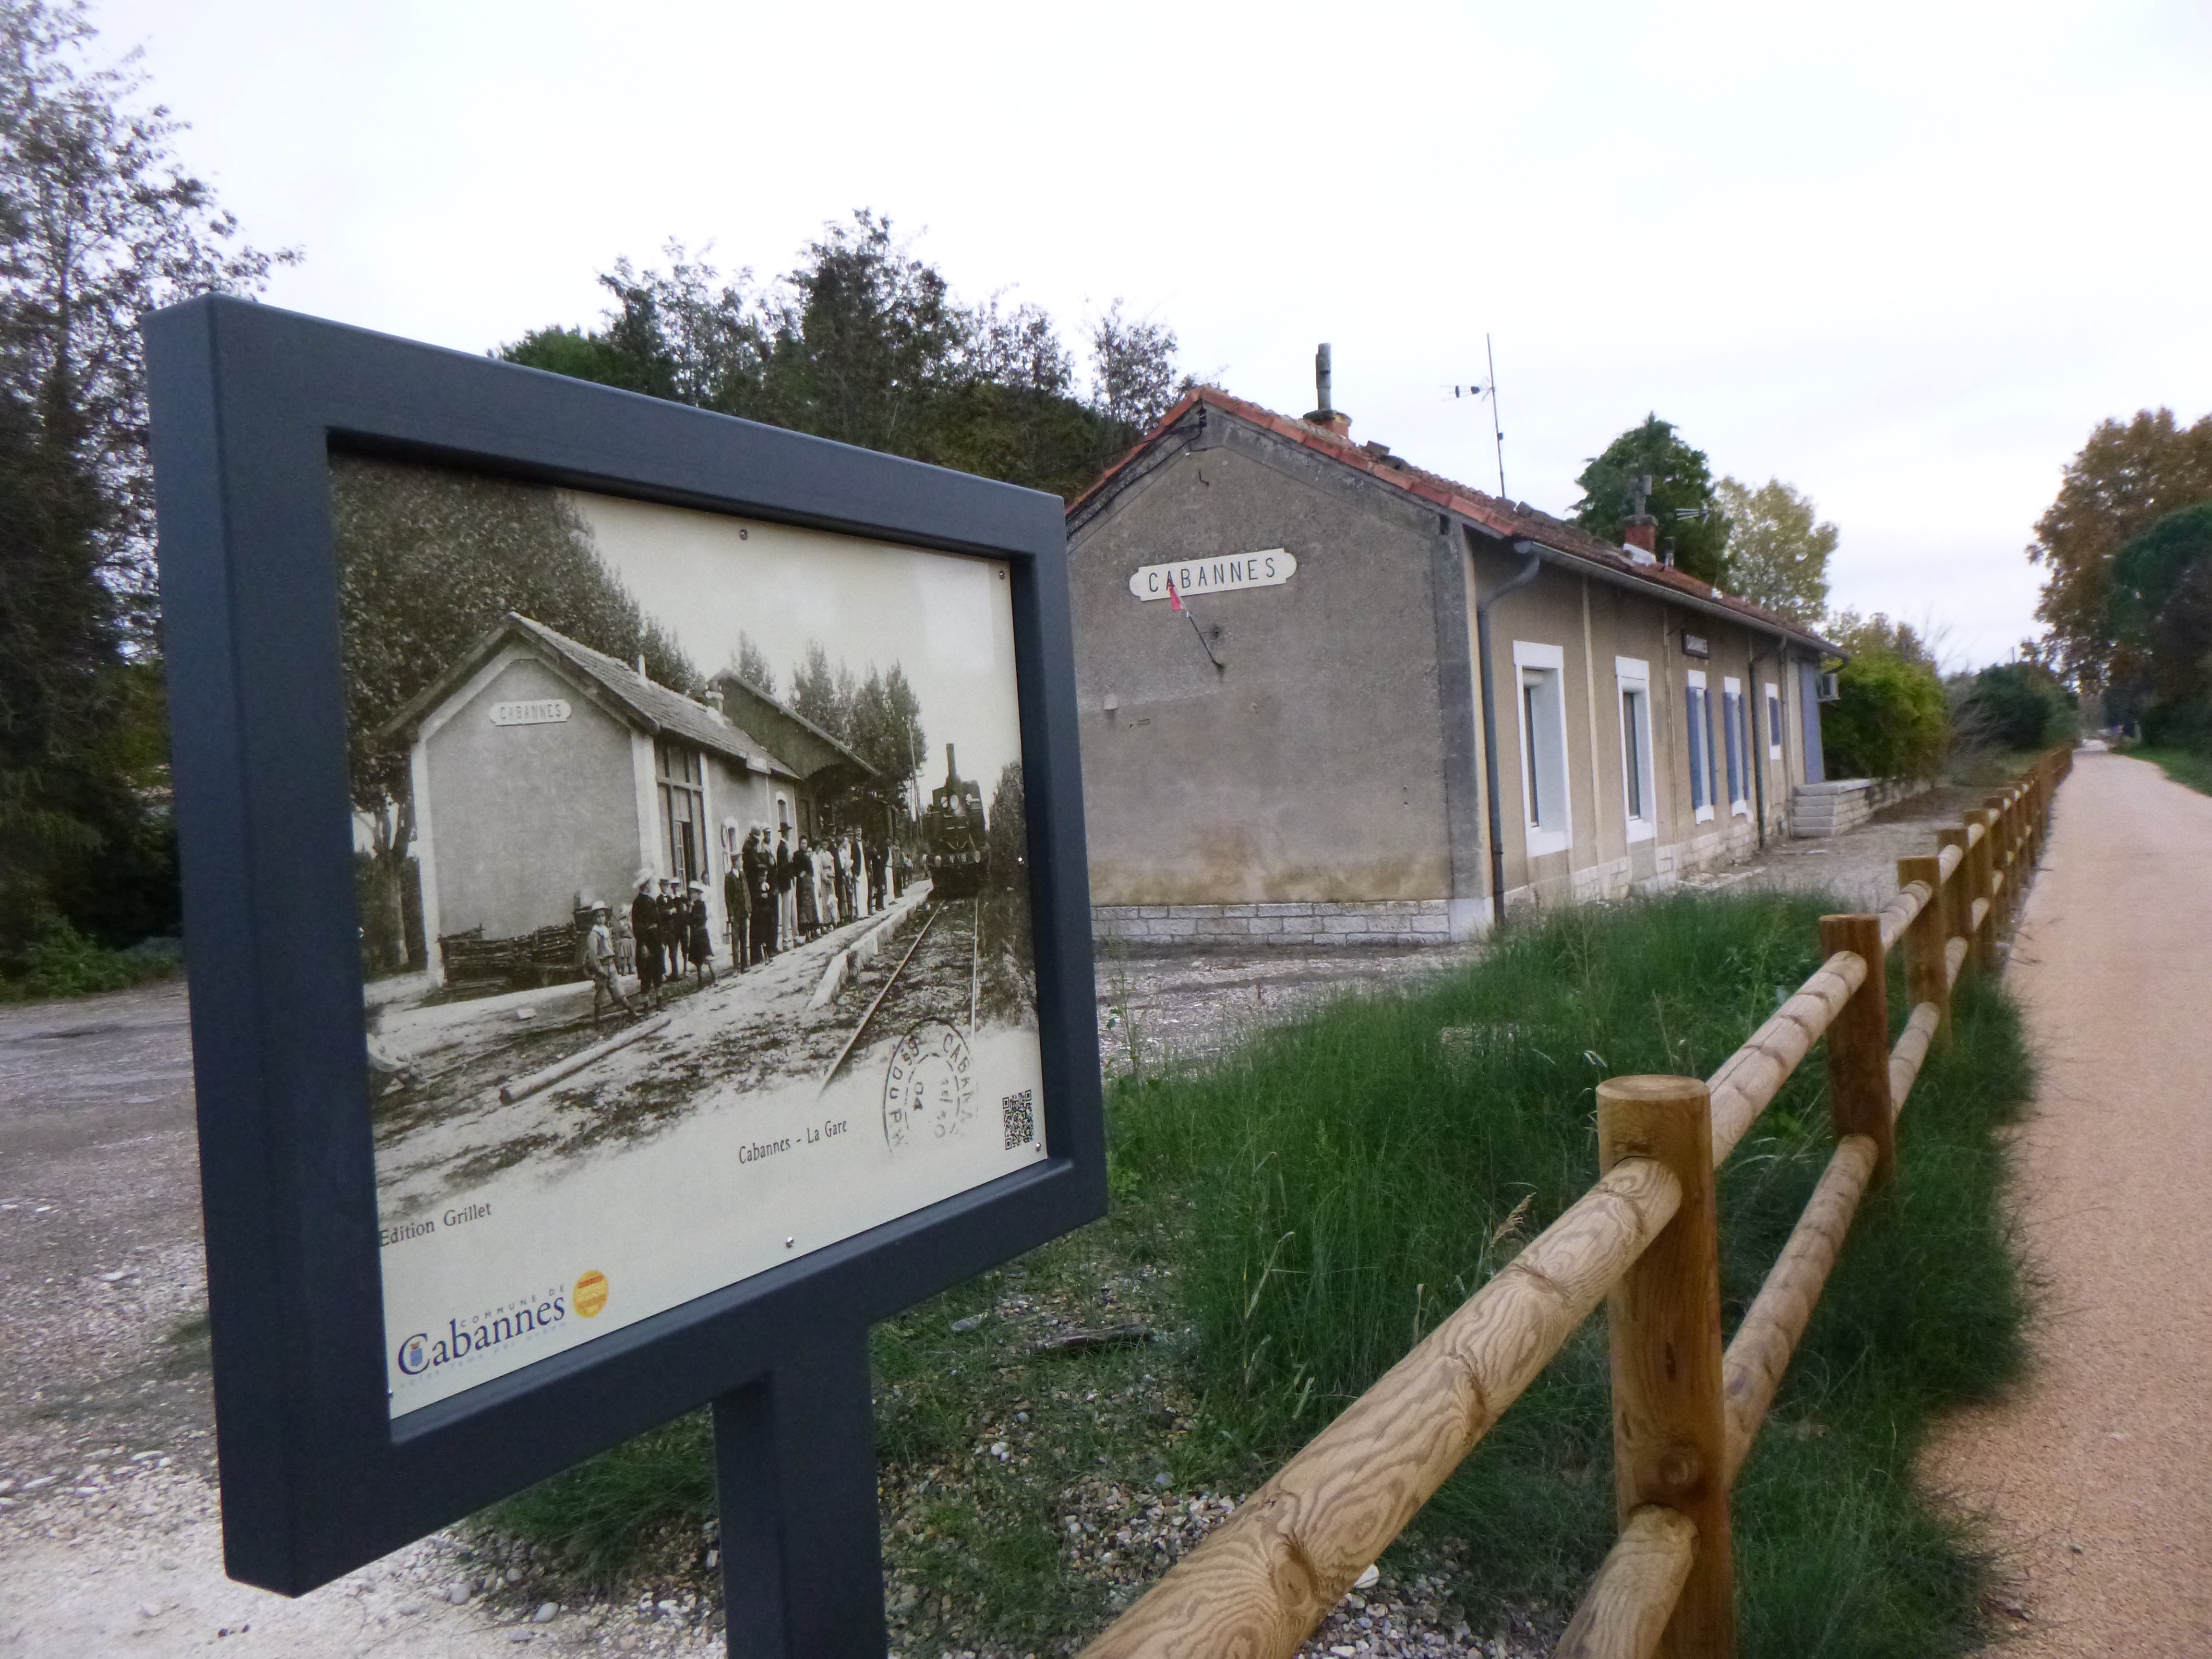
1127;547;1296;602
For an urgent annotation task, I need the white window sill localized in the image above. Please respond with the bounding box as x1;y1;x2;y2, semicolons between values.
1527;827;1571;858
1694;805;1715;824
1731;801;1751;817
1626;819;1658;844
1767;747;1784;763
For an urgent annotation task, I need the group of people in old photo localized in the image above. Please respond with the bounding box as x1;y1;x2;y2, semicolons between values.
577;825;905;1025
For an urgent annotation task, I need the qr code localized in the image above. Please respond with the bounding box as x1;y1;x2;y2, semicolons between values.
1002;1089;1036;1150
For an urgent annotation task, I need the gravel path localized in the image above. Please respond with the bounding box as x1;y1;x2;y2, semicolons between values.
0;781;2041;1657
1684;780;1999;910
1922;750;2212;1655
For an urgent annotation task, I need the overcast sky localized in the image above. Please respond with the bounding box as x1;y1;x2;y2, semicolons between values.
570;494;1024;800
100;0;2212;671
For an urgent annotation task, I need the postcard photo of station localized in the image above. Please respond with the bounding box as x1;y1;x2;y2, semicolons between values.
337;456;1046;1415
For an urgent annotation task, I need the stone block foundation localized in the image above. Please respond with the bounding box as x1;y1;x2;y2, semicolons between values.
1094;899;1457;948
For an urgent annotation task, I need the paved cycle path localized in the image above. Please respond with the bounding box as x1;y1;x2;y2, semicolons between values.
1923;750;2212;1655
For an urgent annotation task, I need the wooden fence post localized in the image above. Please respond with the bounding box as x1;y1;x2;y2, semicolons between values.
2010;791;2025;929
1964;810;1997;973
1935;826;1968;908
1818;914;1897;1184
1985;792;2018;932
1897;855;1949;1042
1597;1076;1732;1659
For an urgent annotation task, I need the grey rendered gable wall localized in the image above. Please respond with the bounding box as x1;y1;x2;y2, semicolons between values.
1067;416;1466;944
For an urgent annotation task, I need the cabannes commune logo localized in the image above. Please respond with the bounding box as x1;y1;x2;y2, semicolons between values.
396;1280;583;1377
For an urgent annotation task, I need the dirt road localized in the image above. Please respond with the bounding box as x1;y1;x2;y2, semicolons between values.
1924;750;2212;1655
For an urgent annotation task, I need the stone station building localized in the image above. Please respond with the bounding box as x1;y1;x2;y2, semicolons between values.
1067;380;1840;948
382;613;871;986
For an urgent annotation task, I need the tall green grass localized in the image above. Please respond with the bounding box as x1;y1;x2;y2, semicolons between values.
1112;890;2032;1656
2131;744;2212;798
493;890;2032;1658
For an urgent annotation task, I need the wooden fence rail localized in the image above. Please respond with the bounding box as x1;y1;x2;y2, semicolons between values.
1078;748;2073;1659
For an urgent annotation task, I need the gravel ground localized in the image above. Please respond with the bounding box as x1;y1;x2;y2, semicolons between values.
1094;940;1478;1079
0;788;2005;1657
1921;751;2212;1656
1682;780;2004;910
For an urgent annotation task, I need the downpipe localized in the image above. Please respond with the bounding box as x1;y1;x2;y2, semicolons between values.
1476;542;1544;932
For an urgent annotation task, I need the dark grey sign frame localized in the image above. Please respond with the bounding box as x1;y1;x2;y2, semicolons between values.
146;297;1105;1655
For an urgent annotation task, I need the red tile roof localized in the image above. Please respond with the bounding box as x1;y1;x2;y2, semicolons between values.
1069;387;1838;654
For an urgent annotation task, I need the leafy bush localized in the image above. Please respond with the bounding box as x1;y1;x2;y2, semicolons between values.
1953;662;2077;752
0;915;180;1001
1821;650;1948;779
2142;695;2212;751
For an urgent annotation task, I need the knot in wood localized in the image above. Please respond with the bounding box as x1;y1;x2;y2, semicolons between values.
1648;1443;1703;1500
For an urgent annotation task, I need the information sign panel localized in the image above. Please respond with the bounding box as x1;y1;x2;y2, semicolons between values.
145;299;1103;1646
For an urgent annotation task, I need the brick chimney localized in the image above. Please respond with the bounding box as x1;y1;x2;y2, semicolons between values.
1621;472;1659;564
1304;342;1351;436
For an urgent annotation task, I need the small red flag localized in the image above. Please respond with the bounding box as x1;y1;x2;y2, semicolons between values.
1167;574;1185;612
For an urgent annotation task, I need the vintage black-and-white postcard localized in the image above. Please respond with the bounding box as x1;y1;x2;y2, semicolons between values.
336;457;1044;1416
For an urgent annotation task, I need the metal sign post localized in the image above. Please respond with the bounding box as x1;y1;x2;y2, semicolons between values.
713;1327;885;1658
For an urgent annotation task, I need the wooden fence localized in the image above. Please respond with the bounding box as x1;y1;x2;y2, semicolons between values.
1078;749;2073;1659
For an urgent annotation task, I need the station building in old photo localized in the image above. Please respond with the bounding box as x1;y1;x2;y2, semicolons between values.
382;613;872;985
1066;379;1840;947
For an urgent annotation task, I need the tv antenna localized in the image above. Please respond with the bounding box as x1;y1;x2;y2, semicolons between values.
1448;333;1507;499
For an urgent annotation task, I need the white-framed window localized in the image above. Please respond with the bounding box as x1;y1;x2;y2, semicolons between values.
1685;669;1715;823
1764;680;1785;763
1615;656;1657;843
1514;640;1572;857
1723;676;1750;815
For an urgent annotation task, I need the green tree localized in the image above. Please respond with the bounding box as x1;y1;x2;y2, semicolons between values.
1088;301;1182;432
0;0;287;969
0;0;292;620
1826;608;1941;675
1712;477;1835;625
498;215;1176;502
2105;500;2212;748
1571;415;1730;586
2029;408;2212;691
762;212;965;456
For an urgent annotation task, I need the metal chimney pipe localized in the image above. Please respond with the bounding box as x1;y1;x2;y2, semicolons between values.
1315;343;1334;415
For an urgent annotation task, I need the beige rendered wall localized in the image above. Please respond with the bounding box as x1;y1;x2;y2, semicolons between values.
1471;548;1808;913
1068;436;1455;907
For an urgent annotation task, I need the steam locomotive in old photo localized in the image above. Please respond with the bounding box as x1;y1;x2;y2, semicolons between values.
921;744;988;900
